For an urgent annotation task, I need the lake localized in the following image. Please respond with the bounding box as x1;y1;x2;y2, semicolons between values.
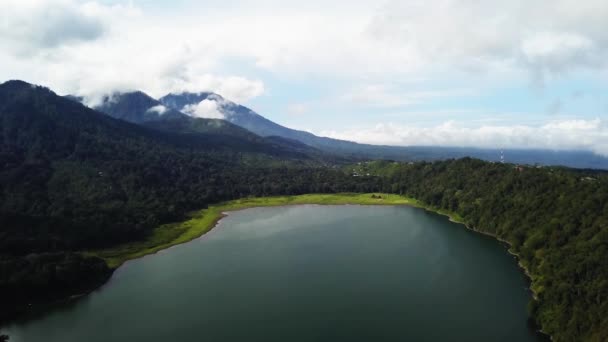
5;205;547;341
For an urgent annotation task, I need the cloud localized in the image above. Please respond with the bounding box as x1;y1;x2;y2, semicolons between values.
368;0;608;80
521;32;597;72
320;118;608;156
182;99;225;119
0;1;268;103
0;0;121;54
146;105;168;115
166;76;265;103
3;0;606;96
3;0;608;89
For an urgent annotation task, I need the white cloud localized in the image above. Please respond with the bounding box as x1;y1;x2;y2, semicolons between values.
320;119;608;156
521;32;600;84
3;0;607;96
0;1;265;102
3;0;608;89
182;99;225;119
368;0;608;80
146;104;168;115
0;0;140;54
168;76;265;103
0;0;101;51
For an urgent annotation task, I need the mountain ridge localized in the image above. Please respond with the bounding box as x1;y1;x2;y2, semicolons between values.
159;91;608;170
68;88;331;159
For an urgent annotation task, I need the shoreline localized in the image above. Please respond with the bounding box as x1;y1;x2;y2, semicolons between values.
87;194;419;269
417;207;551;340
83;193;549;340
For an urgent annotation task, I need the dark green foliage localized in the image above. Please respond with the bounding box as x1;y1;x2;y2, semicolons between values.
0;252;112;320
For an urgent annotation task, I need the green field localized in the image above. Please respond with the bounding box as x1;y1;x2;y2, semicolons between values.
87;193;462;269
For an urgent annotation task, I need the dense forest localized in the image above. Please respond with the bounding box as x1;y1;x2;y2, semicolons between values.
1;81;607;341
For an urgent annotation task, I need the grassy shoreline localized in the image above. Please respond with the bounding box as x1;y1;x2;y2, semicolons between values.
86;193;424;268
85;192;533;301
84;193;485;270
85;192;548;339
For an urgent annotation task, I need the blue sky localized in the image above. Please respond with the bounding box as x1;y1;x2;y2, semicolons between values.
1;0;607;154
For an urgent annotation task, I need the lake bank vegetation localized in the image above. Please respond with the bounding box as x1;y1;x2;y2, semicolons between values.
87;194;421;268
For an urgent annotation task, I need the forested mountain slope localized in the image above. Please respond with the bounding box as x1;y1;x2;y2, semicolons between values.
88;90;329;158
93;90;185;123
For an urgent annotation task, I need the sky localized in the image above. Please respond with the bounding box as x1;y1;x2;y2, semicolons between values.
1;0;607;155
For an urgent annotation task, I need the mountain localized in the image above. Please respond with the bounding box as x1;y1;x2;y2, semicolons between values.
91;90;258;138
86;90;330;157
159;92;375;152
86;91;252;138
160;92;608;170
160;92;309;137
93;91;185;123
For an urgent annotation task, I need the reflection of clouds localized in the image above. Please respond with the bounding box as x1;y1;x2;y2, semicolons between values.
215;205;356;240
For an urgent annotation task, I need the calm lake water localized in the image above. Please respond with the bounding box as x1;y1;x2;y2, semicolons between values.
6;205;547;342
